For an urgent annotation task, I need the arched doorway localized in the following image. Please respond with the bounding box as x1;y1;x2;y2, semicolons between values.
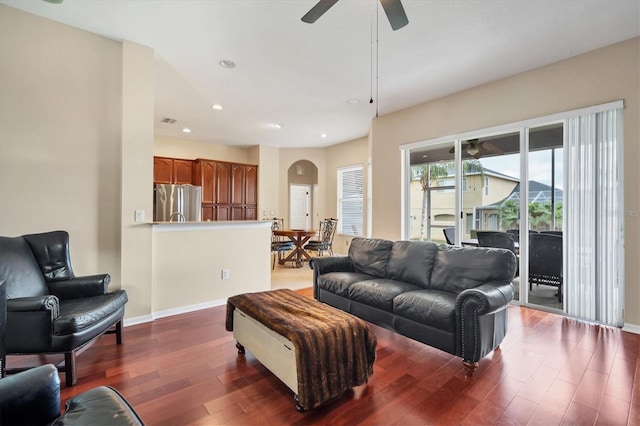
288;160;318;229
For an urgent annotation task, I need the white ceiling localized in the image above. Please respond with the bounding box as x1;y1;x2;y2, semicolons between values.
2;0;638;148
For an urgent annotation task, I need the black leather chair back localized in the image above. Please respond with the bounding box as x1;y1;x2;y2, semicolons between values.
23;231;75;282
0;236;49;299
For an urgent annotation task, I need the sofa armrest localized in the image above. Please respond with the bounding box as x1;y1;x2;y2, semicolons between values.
47;273;111;299
0;364;62;426
310;256;354;299
309;256;353;274
455;282;514;363
455;282;514;316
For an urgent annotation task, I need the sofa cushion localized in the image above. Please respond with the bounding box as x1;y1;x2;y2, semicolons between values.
386;240;438;289
430;245;517;293
348;238;393;277
348;279;423;311
317;272;375;297
393;290;457;332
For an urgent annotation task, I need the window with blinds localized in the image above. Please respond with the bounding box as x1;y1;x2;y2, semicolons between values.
337;165;363;236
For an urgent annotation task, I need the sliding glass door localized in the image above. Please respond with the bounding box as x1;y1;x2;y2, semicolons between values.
402;101;624;325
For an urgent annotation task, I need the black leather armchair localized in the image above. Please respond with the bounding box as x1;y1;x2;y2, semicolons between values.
0;231;128;386
0;364;144;426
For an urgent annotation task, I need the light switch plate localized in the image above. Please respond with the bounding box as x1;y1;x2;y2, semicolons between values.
134;210;145;223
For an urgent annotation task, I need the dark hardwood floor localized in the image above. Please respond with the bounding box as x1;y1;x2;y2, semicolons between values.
10;287;639;425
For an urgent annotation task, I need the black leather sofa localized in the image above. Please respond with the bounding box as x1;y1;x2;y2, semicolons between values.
0;230;128;386
0;364;144;426
310;238;516;376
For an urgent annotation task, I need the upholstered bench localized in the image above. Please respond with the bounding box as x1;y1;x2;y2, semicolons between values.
225;289;377;411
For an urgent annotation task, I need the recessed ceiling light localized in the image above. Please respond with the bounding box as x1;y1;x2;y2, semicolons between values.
219;59;235;69
346;99;360;105
182;128;192;133
270;123;282;130
320;133;328;138
211;104;223;110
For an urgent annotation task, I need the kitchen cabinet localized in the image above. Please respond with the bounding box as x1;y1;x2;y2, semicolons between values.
192;158;257;221
230;163;258;220
153;157;193;184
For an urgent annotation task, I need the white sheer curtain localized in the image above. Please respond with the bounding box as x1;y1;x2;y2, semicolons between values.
565;106;624;326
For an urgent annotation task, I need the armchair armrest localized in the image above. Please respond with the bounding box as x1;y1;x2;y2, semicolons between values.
7;295;60;317
47;273;111;299
0;364;61;426
7;297;60;351
455;282;514;316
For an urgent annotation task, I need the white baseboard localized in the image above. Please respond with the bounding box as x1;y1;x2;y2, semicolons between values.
123;298;228;327
622;323;640;334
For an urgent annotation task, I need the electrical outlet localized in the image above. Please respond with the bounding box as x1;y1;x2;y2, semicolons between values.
221;269;230;280
134;210;145;223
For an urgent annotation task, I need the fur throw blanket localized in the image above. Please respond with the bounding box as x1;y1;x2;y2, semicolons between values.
226;289;377;410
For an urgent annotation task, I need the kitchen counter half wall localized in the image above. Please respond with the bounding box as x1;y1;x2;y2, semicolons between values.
149;220;272;318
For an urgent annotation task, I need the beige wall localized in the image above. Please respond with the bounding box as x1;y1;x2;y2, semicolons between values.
370;37;640;325
326;137;369;255
0;5;123;280
121;41;155;318
154;134;251;164
152;223;271;313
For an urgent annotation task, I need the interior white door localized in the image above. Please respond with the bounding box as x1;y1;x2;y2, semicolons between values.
289;184;311;229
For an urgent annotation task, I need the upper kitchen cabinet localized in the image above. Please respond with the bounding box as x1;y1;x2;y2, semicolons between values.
193;159;216;203
192;159;257;221
231;164;258;220
153;157;193;184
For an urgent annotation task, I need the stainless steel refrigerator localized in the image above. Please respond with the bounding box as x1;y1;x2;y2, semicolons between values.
154;184;202;222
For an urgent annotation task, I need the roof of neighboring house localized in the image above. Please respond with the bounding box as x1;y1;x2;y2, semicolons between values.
478;180;563;210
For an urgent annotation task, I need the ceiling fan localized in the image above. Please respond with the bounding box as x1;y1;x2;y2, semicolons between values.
449;139;503;159
302;0;409;31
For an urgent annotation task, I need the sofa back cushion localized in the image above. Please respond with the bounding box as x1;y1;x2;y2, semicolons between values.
0;236;49;299
348;238;393;277
430;245;517;293
386;240;438;288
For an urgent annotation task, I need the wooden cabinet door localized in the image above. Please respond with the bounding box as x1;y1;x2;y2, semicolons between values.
216;162;231;204
231;164;245;205
194;160;216;203
231;205;245;221
173;159;193;184
154;157;173;184
201;206;214;222
244;206;257;220
244;165;258;205
216;205;231;221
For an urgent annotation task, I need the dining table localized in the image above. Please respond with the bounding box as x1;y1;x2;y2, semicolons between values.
273;229;319;268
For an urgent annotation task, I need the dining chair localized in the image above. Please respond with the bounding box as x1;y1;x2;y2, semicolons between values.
270;218;294;269
304;218;338;257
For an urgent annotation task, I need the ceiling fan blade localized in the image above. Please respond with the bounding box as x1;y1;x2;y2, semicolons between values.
302;0;340;24
380;0;409;31
481;142;503;155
